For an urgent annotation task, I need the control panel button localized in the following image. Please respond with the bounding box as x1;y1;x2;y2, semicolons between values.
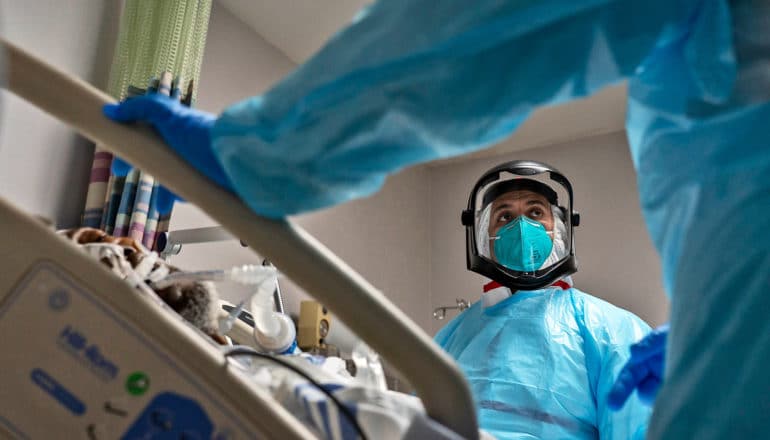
121;392;213;439
30;368;86;416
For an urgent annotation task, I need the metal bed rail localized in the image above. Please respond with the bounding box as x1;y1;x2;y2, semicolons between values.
0;39;478;439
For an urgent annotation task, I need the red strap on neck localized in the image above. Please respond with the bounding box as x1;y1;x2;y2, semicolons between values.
483;279;570;293
483;281;503;292
551;280;571;290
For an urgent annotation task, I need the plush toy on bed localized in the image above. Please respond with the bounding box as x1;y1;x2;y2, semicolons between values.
60;227;226;344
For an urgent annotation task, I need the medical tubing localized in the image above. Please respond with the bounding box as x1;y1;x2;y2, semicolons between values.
224;347;368;440
262;259;285;313
249;276;296;353
251;280;280;336
151;264;276;290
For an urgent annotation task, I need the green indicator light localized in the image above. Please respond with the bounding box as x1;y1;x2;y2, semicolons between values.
125;371;150;396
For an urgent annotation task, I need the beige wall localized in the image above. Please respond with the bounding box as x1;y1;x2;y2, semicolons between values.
0;0;120;227
290;166;432;330
427;132;668;333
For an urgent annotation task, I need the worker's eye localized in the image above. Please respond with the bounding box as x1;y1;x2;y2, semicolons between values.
496;212;513;224
527;208;544;219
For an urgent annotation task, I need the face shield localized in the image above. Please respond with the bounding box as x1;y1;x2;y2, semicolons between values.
461;160;580;291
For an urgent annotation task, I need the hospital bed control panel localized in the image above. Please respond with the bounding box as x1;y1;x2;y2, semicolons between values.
0;263;255;439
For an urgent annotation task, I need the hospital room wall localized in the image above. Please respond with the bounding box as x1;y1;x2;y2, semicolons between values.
427;132;669;334
0;0;121;228
170;2;436;332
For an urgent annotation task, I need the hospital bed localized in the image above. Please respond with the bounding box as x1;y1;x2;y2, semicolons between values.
0;39;478;439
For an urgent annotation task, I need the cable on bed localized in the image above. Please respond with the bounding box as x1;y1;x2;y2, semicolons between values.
224;346;368;440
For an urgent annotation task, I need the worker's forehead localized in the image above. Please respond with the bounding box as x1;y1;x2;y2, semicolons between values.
490;190;549;206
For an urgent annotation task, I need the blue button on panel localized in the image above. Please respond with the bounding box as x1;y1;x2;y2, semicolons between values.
30;368;86;416
121;392;213;439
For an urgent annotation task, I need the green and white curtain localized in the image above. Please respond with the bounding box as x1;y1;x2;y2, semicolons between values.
82;0;212;250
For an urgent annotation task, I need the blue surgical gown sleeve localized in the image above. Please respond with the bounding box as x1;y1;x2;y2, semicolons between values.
210;0;703;218
626;0;770;438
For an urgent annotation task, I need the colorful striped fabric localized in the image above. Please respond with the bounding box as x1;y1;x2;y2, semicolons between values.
144;182;162;248
101;174;125;234
79;0;212;250
123;73;173;249
81;150;114;228
112;168;140;237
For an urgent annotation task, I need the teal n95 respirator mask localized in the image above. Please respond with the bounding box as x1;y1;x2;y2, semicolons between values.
492;216;553;272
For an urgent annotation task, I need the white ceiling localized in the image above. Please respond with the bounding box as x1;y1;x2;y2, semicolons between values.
218;1;628;158
218;0;368;64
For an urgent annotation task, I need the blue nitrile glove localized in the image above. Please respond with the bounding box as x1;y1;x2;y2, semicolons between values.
103;94;233;208
111;156;133;177
607;323;669;409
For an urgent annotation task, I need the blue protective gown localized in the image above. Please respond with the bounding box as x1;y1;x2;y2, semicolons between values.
209;0;770;438
211;0;704;218
435;286;651;440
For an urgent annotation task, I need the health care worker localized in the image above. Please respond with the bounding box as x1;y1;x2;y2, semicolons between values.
435;160;651;439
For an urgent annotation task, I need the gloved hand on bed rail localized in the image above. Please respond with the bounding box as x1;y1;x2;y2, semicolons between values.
103;94;235;209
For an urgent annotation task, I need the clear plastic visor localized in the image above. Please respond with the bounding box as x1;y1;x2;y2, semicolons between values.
473;171;573;276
